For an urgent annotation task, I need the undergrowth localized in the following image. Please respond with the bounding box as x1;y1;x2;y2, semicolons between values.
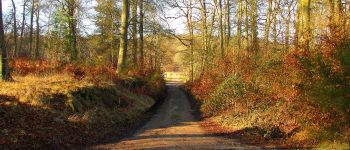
185;38;350;149
0;61;166;149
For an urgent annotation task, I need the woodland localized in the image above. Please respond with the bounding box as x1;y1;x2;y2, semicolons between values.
0;0;349;149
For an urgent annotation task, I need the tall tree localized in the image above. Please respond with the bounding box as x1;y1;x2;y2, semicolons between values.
237;0;243;50
35;0;40;58
244;0;249;50
66;0;78;61
225;0;230;47
327;0;344;38
29;0;35;57
131;0;138;66
19;0;27;57
284;0;294;51
215;0;224;58
264;0;273;46
117;0;129;73
199;0;208;74
186;0;194;82
298;0;311;52
250;0;259;52
0;0;11;81
95;0;119;65
139;0;144;67
11;0;18;57
272;0;278;49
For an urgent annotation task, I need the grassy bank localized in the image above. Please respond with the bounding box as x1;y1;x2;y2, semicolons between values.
0;68;165;149
185;40;350;149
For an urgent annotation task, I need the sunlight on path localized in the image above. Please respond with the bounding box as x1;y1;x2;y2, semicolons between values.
164;72;189;85
92;81;260;150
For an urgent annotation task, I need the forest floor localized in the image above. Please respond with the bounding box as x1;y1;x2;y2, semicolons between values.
0;74;161;149
91;85;260;150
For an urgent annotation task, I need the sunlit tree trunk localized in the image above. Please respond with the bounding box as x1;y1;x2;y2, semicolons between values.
298;0;311;52
11;0;17;58
139;0;144;68
215;0;224;58
219;0;224;57
225;0;230;48
264;0;272;46
250;0;258;52
272;0;278;49
35;0;40;58
117;0;129;73
29;0;35;58
285;0;293;51
19;0;26;57
294;1;301;49
237;0;242;50
328;0;344;39
244;0;249;51
0;0;11;81
131;0;138;67
199;0;208;75
67;0;78;61
185;0;194;82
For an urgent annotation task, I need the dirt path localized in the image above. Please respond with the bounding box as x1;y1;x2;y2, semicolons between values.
92;85;259;149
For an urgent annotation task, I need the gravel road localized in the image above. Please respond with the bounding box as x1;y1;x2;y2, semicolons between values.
92;85;260;150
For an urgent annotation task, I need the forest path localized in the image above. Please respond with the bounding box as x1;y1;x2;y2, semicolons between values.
92;78;259;149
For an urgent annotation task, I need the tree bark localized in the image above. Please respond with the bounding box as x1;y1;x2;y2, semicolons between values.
0;0;11;81
117;0;129;73
328;0;344;39
131;0;138;67
67;0;78;61
219;0;224;58
244;0;249;51
227;0;230;47
264;0;272;46
139;0;144;68
285;0;293;51
299;0;311;52
199;0;208;75
237;0;242;50
272;0;278;49
19;0;26;57
11;0;17;58
250;0;258;52
29;0;35;58
35;0;40;58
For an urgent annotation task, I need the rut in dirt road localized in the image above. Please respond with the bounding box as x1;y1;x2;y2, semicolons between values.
92;85;259;150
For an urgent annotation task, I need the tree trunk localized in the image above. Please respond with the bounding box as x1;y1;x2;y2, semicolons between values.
226;0;230;47
186;0;194;83
29;0;35;58
328;0;344;39
299;0;311;52
0;0;11;81
19;0;26;57
272;1;278;49
11;0;17;58
131;0;138;67
117;0;129;73
214;0;224;58
200;0;208;75
67;0;78;61
285;1;293;51
250;0;258;52
237;0;242;50
219;0;224;58
139;0;144;68
264;0;272;46
35;0;40;58
244;0;249;51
